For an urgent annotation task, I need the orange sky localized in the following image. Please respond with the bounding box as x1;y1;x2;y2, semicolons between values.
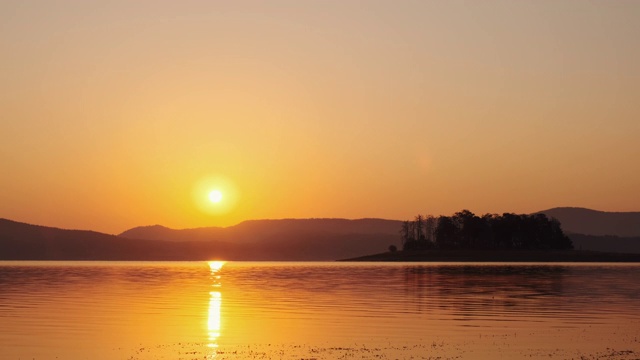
1;1;639;234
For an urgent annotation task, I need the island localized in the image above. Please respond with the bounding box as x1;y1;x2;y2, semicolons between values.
342;210;640;262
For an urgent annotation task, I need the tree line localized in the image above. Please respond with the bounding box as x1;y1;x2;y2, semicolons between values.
401;210;573;251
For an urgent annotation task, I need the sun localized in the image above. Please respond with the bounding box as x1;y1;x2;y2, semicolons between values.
193;175;238;215
208;190;223;203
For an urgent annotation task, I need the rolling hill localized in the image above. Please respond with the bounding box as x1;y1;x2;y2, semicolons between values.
538;207;640;254
3;208;640;260
0;218;180;260
1;218;402;261
538;207;640;237
118;218;403;260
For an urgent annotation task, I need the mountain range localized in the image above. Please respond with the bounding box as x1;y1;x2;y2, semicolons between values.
538;207;640;237
0;218;402;261
538;207;640;253
1;207;639;260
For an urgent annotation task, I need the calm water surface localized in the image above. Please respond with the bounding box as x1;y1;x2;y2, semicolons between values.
1;261;639;359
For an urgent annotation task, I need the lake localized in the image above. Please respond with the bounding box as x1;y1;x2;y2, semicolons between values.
1;262;639;359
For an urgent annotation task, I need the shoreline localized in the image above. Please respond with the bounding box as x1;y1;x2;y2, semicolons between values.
340;249;640;262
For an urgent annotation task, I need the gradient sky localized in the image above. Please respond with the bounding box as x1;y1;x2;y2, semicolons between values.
1;1;639;234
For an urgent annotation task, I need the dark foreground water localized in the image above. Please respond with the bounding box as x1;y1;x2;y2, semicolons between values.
1;261;639;359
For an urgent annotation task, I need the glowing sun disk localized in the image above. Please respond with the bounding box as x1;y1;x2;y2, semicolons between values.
209;190;223;203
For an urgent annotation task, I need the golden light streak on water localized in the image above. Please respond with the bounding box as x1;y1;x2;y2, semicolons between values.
208;291;221;350
207;261;225;355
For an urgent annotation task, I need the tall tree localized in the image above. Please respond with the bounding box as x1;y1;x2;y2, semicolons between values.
435;216;457;249
424;215;437;246
414;215;425;245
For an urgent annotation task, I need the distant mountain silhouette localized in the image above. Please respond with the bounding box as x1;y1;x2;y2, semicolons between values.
3;209;640;260
120;218;401;241
119;224;226;242
538;207;640;237
119;218;403;260
0;218;181;260
1;218;402;261
537;207;640;254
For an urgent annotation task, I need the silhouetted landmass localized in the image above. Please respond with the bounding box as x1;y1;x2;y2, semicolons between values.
569;233;640;254
537;207;640;254
342;249;640;262
539;207;640;237
0;218;401;261
118;218;403;260
121;212;640;256
401;210;572;251
119;218;401;242
343;210;640;262
118;224;226;242
0;218;182;260
3;208;640;261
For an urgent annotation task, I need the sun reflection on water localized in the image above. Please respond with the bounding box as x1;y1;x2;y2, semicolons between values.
208;261;225;272
207;261;225;354
208;291;221;347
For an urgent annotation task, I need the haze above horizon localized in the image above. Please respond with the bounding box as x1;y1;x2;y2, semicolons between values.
1;1;639;234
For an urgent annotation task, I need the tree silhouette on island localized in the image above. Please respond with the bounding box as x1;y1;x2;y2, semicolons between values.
400;210;573;251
